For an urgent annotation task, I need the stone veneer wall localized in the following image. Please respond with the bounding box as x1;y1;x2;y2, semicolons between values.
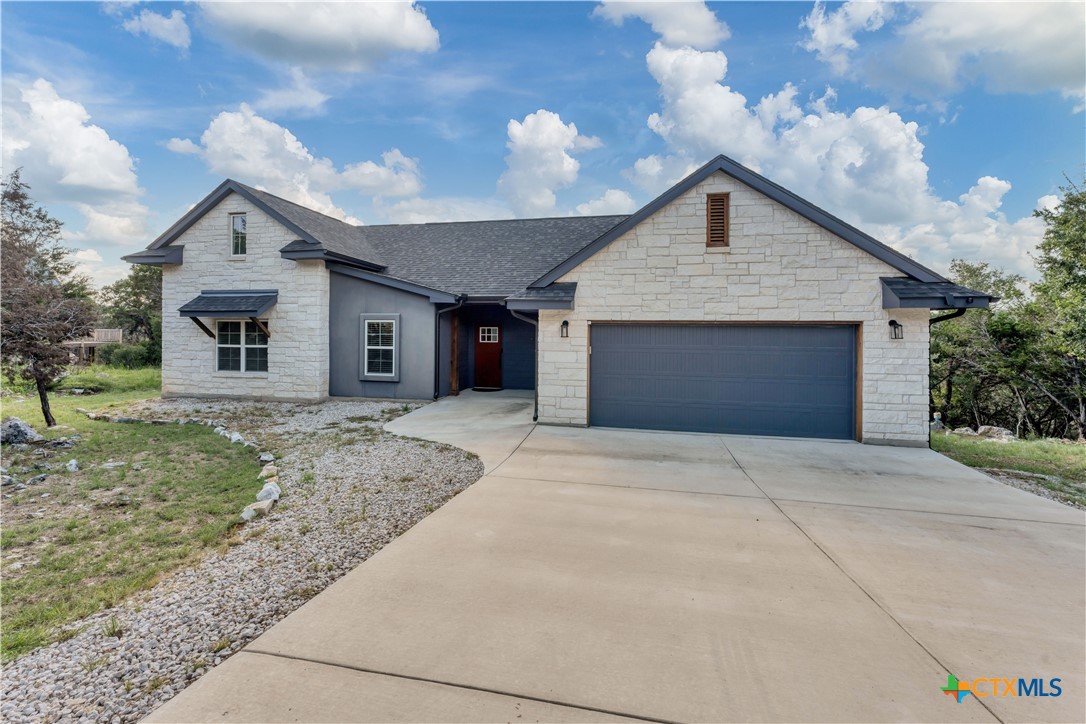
161;193;329;401
537;172;931;445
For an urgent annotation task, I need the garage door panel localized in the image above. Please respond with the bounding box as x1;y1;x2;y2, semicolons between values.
589;324;856;440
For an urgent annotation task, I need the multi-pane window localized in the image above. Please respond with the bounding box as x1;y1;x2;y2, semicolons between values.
230;213;247;256
217;320;268;372
365;320;396;376
479;327;499;343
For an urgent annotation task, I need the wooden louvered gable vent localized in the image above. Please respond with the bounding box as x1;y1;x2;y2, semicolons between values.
706;192;730;247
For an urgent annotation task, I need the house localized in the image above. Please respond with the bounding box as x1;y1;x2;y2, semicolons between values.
123;155;994;446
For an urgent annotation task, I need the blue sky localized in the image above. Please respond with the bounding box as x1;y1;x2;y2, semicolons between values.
3;1;1083;286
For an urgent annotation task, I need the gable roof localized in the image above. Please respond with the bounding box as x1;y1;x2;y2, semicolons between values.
529;154;949;288
139;179;624;297
145;179;385;270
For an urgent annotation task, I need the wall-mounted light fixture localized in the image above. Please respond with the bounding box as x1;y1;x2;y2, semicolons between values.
561;320;569;338
888;319;904;340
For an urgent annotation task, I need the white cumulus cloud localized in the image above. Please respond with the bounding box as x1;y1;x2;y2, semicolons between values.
2;77;151;248
621;20;1050;277
576;189;637;216
800;1;1086;106
253;68;330;115
799;0;893;75
593;0;730;50
498;109;603;217
122;8;191;50
374;196;515;224
167;104;422;220
199;1;439;73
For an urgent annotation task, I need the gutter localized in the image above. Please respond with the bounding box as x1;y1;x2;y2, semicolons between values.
508;309;539;422
929;308;967;326
433;297;464;399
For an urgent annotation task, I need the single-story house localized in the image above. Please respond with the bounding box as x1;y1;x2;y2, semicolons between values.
124;155;994;446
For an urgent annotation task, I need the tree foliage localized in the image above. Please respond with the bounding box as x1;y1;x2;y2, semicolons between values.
931;180;1086;439
98;264;162;345
1;170;96;427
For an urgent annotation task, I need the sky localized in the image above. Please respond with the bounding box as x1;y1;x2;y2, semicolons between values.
2;1;1083;287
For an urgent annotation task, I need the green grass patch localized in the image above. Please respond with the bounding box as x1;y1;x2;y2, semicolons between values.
932;433;1086;505
1;367;261;662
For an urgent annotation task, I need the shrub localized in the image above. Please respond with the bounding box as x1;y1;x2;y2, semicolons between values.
109;344;151;369
96;343;121;366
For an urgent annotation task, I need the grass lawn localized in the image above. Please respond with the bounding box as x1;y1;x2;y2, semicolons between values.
932;432;1086;506
1;367;261;662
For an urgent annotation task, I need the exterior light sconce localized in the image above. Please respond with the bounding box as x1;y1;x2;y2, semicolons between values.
561;320;569;338
888;320;904;340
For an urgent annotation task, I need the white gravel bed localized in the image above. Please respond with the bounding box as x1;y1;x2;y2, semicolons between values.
981;467;1085;510
1;398;483;723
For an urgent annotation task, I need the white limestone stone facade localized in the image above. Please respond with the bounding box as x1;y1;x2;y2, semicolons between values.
161;193;329;401
536;171;930;445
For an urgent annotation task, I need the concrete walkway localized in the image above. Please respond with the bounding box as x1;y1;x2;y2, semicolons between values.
148;398;1085;723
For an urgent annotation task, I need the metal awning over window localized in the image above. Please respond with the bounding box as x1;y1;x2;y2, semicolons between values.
179;289;277;338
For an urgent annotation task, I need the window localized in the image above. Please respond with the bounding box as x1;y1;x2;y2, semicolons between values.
217;320;268;372
479;326;499;343
365;320;396;376
359;314;400;381
230;213;247;256
706;193;729;247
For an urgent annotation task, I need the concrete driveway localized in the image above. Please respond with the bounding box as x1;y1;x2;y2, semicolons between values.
148;392;1085;723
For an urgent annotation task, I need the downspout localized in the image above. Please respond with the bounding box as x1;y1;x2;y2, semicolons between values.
434;296;464;399
929;308;967;326
927;307;968;450
508;308;539;421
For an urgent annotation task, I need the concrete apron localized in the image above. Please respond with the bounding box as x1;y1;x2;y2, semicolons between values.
147;411;1085;723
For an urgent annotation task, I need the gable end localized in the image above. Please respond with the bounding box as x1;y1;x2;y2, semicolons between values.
530;154;948;287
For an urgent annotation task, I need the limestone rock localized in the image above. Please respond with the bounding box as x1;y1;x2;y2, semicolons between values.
977;425;1016;440
229;432;245;444
256;482;281;502
258;464;278;479
65;459;79;473
1;418;44;445
257;452;275;464
952;427;978;436
240;499;275;522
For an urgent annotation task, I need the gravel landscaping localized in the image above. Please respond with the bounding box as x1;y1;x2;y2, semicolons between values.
1;398;482;723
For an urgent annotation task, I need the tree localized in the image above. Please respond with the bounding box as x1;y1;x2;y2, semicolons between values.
98;264;162;345
1;170;96;427
1029;179;1086;438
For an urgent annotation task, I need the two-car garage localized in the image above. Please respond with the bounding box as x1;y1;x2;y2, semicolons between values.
588;323;858;440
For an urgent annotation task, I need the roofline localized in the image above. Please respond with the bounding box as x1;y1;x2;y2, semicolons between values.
146;180;381;270
530;154;949;288
280;244;384;272
880;278;996;310
505;298;574;311
326;262;457;303
122;246;184;266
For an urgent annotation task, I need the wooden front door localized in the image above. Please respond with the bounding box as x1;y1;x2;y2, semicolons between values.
474;325;502;389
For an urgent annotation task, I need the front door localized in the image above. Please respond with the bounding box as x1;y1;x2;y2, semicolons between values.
474;325;502;390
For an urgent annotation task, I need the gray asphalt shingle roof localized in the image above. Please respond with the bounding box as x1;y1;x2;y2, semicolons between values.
238;183;626;297
179;290;279;317
356;217;627;297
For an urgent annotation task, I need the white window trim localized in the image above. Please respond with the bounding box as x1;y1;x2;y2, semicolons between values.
229;213;247;258
359;313;400;382
479;326;499;343
215;319;269;375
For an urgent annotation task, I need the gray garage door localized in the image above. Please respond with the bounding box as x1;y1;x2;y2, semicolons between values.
589;324;857;440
